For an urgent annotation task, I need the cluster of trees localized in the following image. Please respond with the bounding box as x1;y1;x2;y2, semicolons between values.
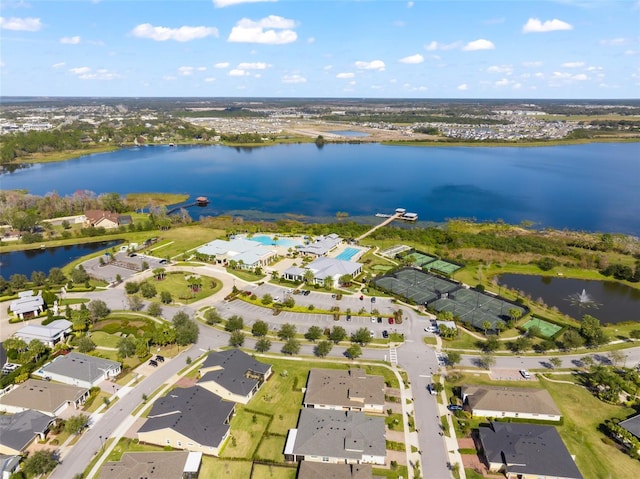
0;129;88;163
584;363;640;404
600;262;640;282
602;418;640;460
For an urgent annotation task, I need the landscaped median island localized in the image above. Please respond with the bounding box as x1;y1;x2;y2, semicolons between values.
102;349;408;479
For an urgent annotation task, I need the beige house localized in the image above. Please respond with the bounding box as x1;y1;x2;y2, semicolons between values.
462;385;561;422
84;210;120;229
303;369;385;413
98;451;202;479
198;349;272;404
0;379;89;416
137;386;234;456
0;410;55;455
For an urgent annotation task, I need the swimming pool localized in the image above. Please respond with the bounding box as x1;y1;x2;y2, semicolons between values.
335;247;360;261
252;235;301;248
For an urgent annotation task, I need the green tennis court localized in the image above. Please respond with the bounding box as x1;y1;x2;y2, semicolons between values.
424;259;461;274
522;317;563;338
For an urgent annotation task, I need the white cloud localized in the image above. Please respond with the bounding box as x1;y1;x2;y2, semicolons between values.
60;36;80;45
237;62;270;70
52;62;66;69
204;77;216;82
336;72;354;79
0;16;41;31
307;37;315;43
572;73;588;81
425;40;461;51
522;61;543;67
599;37;626;46
399;54;424;64
282;74;306;84
407;1;414;7
69;66;91;75
355;60;386;71
463;39;495;51
625;49;638;56
229;69;248;76
522;18;573;33
586;66;603;71
213;0;276;7
0;59;5;68
131;23;218;42
457;83;468;91
178;66;195;76
163;75;177;81
69;66;121;80
228;15;297;44
562;61;584;68
214;62;230;69
487;65;512;74
551;71;589;82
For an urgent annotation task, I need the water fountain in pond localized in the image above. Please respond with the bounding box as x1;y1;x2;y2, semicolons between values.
566;288;600;317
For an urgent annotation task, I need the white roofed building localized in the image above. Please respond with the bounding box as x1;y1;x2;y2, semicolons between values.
196;238;276;270
283;257;362;287
14;320;72;348
9;291;45;320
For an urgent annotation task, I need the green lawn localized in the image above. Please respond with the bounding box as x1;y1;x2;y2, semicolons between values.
90;331;121;348
200;457;253;478
254;434;288;462
251;464;297;479
222;409;270;459
386;413;404;431
541;377;639;479
226;268;266;282
147;271;222;303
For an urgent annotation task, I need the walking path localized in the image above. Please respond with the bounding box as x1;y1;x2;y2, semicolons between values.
356;213;402;241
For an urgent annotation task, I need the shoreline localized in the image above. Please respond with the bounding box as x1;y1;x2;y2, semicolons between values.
3;136;638;166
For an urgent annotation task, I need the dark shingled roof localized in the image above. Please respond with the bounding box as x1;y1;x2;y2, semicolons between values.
479;422;583;479
198;349;271;397
138;386;234;447
620;414;640;439
0;410;55;453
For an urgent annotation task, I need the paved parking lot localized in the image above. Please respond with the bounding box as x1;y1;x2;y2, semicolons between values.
83;252;169;283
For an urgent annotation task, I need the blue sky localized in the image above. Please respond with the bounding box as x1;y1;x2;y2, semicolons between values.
1;0;639;98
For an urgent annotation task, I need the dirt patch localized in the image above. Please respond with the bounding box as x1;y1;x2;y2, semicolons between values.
175;376;198;388
457;437;476;449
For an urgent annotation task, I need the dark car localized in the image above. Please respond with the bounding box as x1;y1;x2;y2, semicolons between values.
382;330;389;338
304;290;311;296
371;297;376;303
359;295;364;300
148;359;158;367
155;355;165;362
159;259;168;264
346;314;351;321
447;404;463;411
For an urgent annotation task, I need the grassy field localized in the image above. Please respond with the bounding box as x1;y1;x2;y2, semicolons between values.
146;271;223;303
90;331;121;348
200;457;253;478
251;464;297;479
541;377;639;479
222;409;270;459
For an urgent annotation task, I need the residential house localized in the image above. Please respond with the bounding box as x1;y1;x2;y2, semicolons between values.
84;210;120;229
461;385;561;421
283;257;362;287
137;386;234;456
196;238;276;270
198;349;272;404
0;410;55;455
0;379;89;416
9;291;45;320
0;455;20;479
299;234;342;257
98;451;202;479
14;319;72;348
37;352;121;388
303;369;385;413
297;461;373;479
620;413;640;440
479;422;583;479
284;409;386;465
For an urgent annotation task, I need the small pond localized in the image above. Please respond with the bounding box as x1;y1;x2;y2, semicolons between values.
0;240;122;279
498;273;640;324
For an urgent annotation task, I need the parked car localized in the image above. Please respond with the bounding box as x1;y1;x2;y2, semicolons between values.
149;360;158;367
303;290;311;296
382;330;389;339
377;316;383;323
359;295;364;300
427;383;437;395
447;404;463;411
155;355;165;362
273;296;280;303
520;369;531;379
371;317;377;323
369;330;375;337
388;317;394;324
159;259;168;264
371;297;376;303
346;314;351;321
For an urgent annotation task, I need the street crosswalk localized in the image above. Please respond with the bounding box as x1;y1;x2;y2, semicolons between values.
389;346;398;365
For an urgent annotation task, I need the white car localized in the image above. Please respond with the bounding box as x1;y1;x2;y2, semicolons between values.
520;369;531;379
273;296;280;303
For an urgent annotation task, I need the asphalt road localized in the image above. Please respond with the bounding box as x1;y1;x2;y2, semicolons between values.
16;271;640;479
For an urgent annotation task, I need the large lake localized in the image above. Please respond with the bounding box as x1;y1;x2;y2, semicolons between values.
2;142;639;234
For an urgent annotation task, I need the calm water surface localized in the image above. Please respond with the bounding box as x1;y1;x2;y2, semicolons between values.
2;143;638;234
0;240;122;278
499;273;640;324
